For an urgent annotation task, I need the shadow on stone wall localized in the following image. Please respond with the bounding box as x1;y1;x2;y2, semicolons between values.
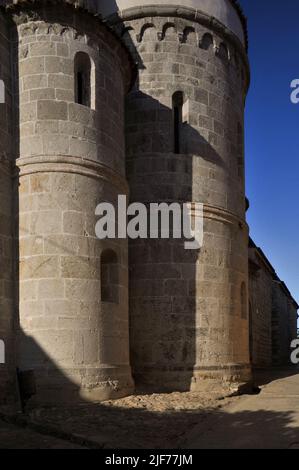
1;12;299;455
125;93;227;391
5;6;240;406
16;330;81;409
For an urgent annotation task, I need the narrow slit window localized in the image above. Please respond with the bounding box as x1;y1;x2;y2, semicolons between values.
172;91;184;154
74;52;95;108
101;249;119;304
241;282;247;319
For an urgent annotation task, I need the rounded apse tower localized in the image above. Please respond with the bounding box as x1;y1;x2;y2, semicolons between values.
7;0;134;403
105;0;252;391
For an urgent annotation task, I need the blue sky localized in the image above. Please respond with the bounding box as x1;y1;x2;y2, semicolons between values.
240;0;299;303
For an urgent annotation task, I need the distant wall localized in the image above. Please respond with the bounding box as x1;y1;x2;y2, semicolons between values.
248;248;273;368
249;243;298;368
272;282;298;366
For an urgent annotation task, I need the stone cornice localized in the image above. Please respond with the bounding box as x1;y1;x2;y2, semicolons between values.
203;203;248;230
127;201;248;230
106;4;248;53
0;0;137;91
15;155;129;194
106;5;250;89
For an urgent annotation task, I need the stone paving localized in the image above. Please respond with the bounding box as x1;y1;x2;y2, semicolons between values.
26;391;228;449
1;370;299;449
185;369;299;449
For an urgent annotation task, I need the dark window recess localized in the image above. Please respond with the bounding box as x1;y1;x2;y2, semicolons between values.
74;52;92;108
172;91;184;154
101;249;119;304
76;71;84;105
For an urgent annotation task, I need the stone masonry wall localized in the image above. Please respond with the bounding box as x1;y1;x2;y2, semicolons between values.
122;15;251;390
272;282;297;366
13;5;134;403
248;251;273;368
249;244;298;369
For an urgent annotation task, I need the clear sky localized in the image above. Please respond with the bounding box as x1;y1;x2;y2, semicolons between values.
240;0;299;304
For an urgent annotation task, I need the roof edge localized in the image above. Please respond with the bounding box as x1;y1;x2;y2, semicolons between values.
229;0;248;49
249;238;299;309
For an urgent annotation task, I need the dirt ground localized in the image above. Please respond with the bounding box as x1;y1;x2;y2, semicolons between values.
3;370;298;449
24;390;231;449
0;418;85;449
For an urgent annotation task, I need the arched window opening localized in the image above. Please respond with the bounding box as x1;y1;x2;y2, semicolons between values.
162;22;176;40
218;43;229;62
74;52;95;108
241;282;247;319
201;33;214;51
172;91;184;154
101;249;119;304
183;27;196;44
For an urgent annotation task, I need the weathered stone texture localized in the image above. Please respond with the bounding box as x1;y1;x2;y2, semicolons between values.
249;240;298;368
0;1;297;405
272;282;298;366
248;245;273;367
14;5;134;403
124;16;251;390
16;9;130;175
